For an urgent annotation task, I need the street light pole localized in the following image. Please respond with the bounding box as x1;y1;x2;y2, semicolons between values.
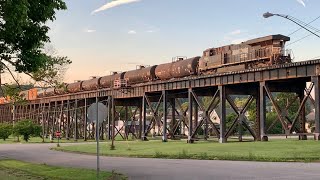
263;12;320;38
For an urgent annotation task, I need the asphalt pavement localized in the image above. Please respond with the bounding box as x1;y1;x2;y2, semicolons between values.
0;143;320;180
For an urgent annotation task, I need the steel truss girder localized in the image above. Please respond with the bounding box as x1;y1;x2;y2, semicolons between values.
263;83;312;134
225;95;257;140
113;106;139;140
189;89;220;139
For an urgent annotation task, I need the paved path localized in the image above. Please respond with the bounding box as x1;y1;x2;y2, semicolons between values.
1;143;320;180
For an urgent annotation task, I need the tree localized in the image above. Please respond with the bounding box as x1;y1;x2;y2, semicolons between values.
31;45;72;87
13;120;42;142
0;0;68;88
0;123;12;140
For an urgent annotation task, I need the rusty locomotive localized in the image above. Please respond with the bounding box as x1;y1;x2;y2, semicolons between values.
37;34;291;97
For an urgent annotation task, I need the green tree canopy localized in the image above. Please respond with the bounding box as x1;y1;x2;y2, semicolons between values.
0;0;67;73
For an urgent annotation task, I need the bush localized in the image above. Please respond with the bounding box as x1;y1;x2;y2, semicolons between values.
13;120;42;142
0;123;13;141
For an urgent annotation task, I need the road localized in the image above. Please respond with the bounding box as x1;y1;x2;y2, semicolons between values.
0;143;319;180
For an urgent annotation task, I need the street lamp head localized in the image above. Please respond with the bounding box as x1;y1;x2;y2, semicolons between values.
263;12;274;18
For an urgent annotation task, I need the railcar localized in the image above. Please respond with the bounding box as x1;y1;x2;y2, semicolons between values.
155;57;200;80
66;81;83;93
82;77;100;91
99;72;125;88
198;34;291;74
124;65;157;85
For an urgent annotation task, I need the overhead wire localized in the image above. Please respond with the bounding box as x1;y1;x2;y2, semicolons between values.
287;15;320;36
286;15;320;47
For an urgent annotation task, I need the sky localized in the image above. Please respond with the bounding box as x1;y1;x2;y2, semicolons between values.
31;0;320;82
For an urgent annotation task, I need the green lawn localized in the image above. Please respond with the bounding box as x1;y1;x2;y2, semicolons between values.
54;139;320;162
0;136;96;144
0;159;125;180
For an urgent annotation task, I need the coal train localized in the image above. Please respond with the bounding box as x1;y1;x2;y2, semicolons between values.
21;34;292;99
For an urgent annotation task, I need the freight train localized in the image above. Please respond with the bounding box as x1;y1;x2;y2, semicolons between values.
12;34;292;101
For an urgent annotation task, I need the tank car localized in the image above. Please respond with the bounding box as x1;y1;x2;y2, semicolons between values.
19;90;29;100
100;72;125;88
55;84;67;95
155;57;200;80
82;76;100;91
124;65;157;85
198;34;291;74
37;89;45;98
66;81;83;93
44;88;56;96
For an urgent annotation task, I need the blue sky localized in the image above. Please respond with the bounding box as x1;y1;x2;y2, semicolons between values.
47;0;320;82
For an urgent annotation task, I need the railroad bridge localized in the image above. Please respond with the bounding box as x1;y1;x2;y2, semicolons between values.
1;59;320;143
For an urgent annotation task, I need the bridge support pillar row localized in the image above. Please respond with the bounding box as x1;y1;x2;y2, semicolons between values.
141;94;148;141
219;86;227;143
188;88;194;143
162;90;168;142
312;76;320;140
259;82;268;141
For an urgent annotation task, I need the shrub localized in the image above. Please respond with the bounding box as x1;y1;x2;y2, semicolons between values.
13;120;42;142
0;123;13;140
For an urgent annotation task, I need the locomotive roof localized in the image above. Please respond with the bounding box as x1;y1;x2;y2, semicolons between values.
203;34;290;52
245;34;290;45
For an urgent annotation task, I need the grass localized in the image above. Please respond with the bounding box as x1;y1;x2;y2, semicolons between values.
0;159;125;180
53;139;320;162
0;136;96;144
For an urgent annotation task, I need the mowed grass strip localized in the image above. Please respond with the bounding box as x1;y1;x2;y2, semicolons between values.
0;159;124;180
0;136;96;144
54;139;320;162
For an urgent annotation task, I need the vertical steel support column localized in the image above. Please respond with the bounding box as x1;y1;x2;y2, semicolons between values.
298;88;307;140
141;94;148;141
84;98;87;141
107;96;112;140
41;103;45;142
219;86;227;143
74;100;78;141
111;96;115;146
312;76;320;140
194;103;198;138
170;98;176;137
162;90;168;142
259;82;268;141
125;106;129;139
188;88;194;143
66;100;70;140
255;92;261;141
52;101;57;137
59;101;63;132
46;103;51;138
138;100;143;139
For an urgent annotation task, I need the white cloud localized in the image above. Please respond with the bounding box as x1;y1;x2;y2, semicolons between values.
84;29;96;33
128;30;137;34
146;30;155;33
230;29;241;35
92;0;141;14
296;0;306;7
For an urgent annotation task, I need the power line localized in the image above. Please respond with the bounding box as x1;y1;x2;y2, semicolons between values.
284;14;320;47
287;29;320;47
288;15;320;36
